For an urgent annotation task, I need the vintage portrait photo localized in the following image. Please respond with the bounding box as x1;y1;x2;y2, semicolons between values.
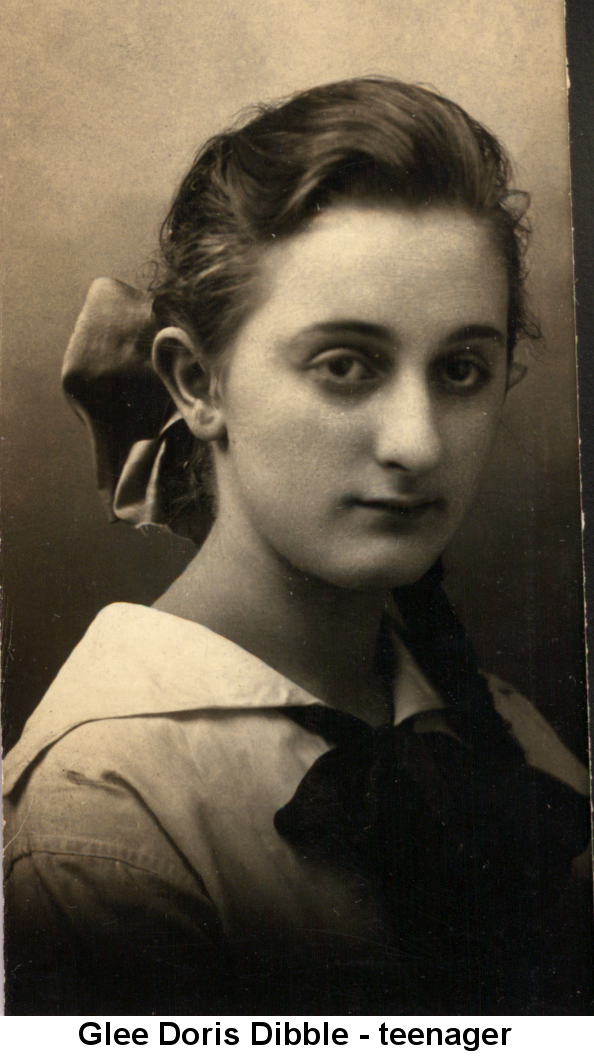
2;0;592;1018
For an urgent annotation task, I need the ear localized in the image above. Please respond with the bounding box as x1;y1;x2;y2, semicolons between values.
151;327;226;441
506;360;528;391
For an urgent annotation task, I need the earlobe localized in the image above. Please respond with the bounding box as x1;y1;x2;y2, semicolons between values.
506;361;528;391
151;327;226;441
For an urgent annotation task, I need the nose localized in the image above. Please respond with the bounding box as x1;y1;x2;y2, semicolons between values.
372;370;443;475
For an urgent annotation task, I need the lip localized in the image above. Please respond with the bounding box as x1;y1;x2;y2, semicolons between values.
352;496;444;518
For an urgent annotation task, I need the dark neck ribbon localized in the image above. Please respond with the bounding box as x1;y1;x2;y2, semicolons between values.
274;565;590;1013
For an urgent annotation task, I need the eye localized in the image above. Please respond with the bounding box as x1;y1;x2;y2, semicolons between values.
438;351;490;393
309;349;377;388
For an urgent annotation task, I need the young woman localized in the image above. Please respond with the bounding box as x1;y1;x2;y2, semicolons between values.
3;78;591;1016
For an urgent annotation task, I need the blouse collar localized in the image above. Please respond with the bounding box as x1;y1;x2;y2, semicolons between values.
4;602;445;794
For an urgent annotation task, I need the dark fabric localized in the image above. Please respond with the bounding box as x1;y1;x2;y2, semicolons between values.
275;703;591;1013
62;278;207;541
273;571;592;1014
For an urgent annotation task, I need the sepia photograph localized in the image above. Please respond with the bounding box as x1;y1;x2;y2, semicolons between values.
2;0;592;1018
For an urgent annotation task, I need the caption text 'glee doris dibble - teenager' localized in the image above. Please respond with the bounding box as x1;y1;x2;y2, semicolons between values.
78;1021;512;1050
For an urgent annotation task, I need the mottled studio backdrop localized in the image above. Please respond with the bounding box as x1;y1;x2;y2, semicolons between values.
1;0;586;758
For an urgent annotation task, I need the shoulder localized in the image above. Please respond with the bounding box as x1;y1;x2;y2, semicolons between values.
3;604;325;873
3;711;199;881
3;603;270;793
486;674;590;797
2;604;174;791
5;601;319;797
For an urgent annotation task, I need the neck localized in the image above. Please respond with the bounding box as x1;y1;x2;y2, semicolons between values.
153;520;393;725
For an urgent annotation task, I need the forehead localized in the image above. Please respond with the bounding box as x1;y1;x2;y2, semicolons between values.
246;205;508;341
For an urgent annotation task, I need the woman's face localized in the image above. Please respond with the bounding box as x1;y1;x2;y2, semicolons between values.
211;204;510;590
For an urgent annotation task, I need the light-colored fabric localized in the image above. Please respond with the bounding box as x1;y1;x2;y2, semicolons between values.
486;674;590;797
3;605;448;954
4;603;589;800
3;603;590;1014
5;602;589;917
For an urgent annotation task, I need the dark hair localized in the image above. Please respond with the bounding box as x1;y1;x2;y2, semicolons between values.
151;76;538;359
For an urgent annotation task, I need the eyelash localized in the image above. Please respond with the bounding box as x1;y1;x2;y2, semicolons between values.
309;348;492;394
438;352;491;392
310;351;377;386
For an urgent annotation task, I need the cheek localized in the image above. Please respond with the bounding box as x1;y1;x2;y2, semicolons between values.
226;398;320;500
445;402;503;488
224;388;361;541
228;374;354;470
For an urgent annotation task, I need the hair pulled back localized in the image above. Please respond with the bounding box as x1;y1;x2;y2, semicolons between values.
151;77;537;358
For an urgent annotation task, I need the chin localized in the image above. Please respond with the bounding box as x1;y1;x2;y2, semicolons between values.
318;550;444;593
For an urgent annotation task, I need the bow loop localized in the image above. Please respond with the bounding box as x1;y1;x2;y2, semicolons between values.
62;278;208;541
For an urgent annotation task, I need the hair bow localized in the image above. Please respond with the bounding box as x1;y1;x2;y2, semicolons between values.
62;278;210;543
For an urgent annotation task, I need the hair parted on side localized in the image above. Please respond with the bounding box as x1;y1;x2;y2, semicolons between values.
150;76;539;361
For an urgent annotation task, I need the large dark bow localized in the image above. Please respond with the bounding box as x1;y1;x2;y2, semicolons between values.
62;278;208;542
274;703;590;1012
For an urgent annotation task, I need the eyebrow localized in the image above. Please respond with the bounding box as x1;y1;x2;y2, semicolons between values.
296;320;507;347
443;325;506;346
299;320;393;342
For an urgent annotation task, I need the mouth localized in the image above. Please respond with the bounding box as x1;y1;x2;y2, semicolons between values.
352;496;445;519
